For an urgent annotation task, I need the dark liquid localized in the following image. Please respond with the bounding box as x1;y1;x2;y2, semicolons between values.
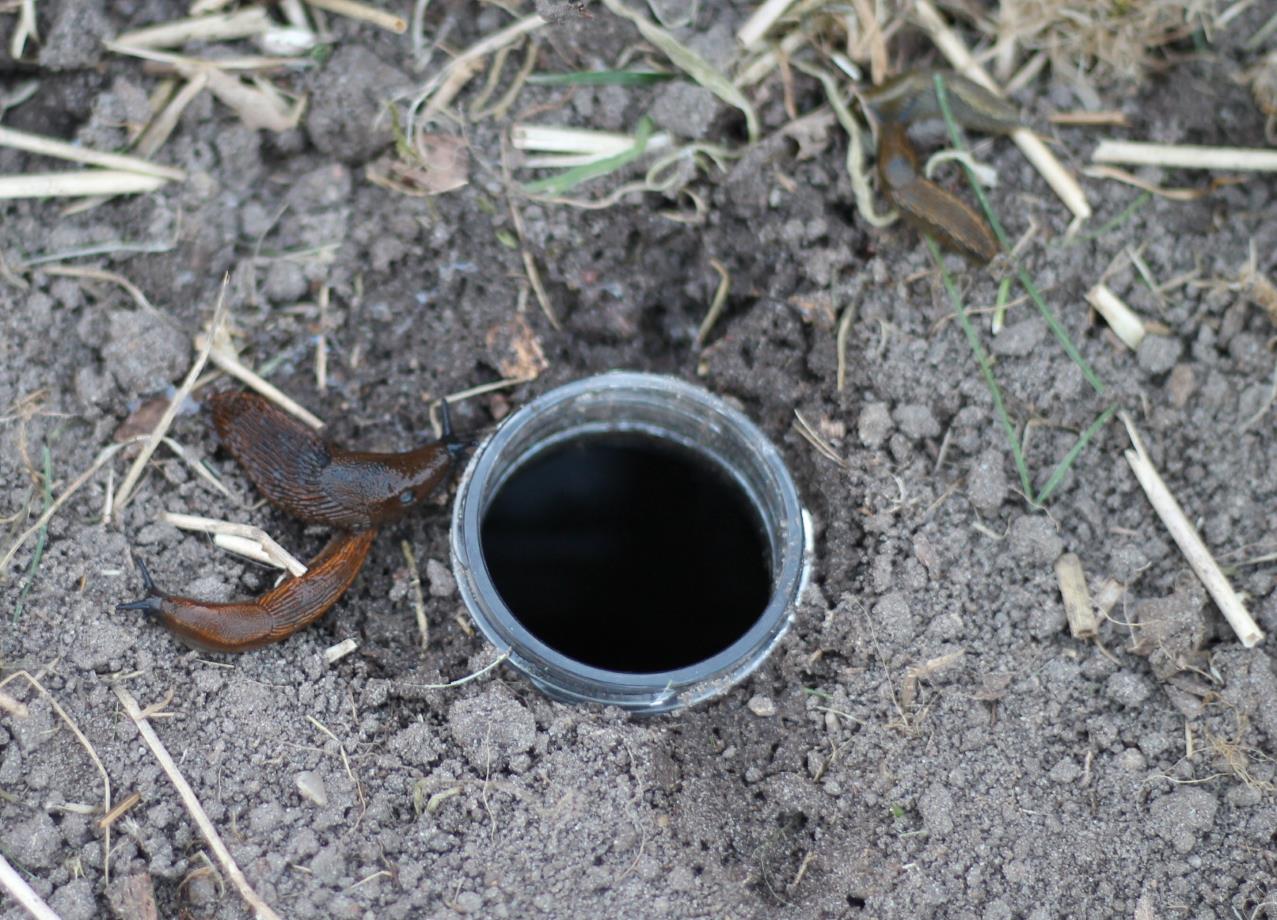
480;435;772;673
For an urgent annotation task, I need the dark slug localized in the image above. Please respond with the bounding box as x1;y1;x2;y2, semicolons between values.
117;529;376;653
867;69;1019;263
210;390;467;530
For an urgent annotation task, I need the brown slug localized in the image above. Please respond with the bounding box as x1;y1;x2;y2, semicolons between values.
867;69;1019;264
877;121;1000;264
117;529;376;653
209;390;467;530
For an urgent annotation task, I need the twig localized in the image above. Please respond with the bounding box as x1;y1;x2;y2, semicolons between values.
1120;412;1264;648
1055;552;1097;639
113;8;273;49
304;0;407;33
115;278;229;511
163;511;306;576
0;172;168;199
8;0;37;59
198;329;325;430
114;684;284;920
737;0;796;49
0;126;186;180
0;690;28;717
695;258;731;348
1086;283;1147;351
98;791;143;831
836;300;857;392
401;540;429;650
1093;140;1277;172
40;265;157;313
913;0;1092;222
0;852;58;920
324;638;359;664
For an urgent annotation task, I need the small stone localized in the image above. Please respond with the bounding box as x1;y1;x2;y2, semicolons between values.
918;783;954;837
296;771;328;807
651;82;723;139
990;318;1046;357
893;403;941;440
857;402;893;448
1167;364;1196;407
448;686;536;771
1148;788;1217;854
453;891;483;914
39;0;109;70
747;695;776;717
967;449;1008;516
872;592;915;645
306;46;411;163
49;878;96;920
310;844;346;885
1047;757;1081;784
1116;748;1146;772
1104;671;1152;707
1129;587;1209;679
426;559;457;598
101;310;188;396
1008;515;1063;564
263;261;308;304
1137;334;1183;375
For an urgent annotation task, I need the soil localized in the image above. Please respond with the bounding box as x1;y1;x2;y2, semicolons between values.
2;2;1277;918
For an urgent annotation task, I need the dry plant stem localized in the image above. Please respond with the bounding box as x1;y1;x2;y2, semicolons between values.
1055;552;1098;639
0;171;167;199
737;0;796;49
114;7;272;49
0;852;58;920
163;510;307;576
324;638;359;664
1086;283;1147;350
0;126;185;180
212;533;285;569
0;671;112;884
304;0;406;33
114;684;284;920
199;332;325;429
695;259;731;348
115;279;229;511
41;264;157;312
1094;140;1277;172
0;439;138;576
1120;412;1264;648
836;300;857;391
401;540;429;650
8;0;36;59
1082;164;1223;201
912;0;1092;222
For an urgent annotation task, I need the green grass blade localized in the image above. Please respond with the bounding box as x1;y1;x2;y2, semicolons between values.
523;116;654;195
928;236;1034;499
1069;192;1150;244
1033;404;1117;504
931;73;1106;397
528;70;676;86
13;445;53;624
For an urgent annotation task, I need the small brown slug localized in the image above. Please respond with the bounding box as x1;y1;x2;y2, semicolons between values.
868;69;1019;264
877;121;1000;264
117;529;376;653
210;390;467;530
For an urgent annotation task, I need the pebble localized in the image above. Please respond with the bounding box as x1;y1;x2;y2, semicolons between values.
426;558;457;598
967;448;1008;516
1104;671;1152;707
893;403;941;440
1137;334;1183;375
296;771;329;807
990;318;1046;357
1008;515;1063;564
747;695;776;717
1148;788;1217;854
101;310;188;395
857;402;893;448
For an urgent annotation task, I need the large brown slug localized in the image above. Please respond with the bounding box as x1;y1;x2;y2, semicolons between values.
210;390;466;530
117;529;376;653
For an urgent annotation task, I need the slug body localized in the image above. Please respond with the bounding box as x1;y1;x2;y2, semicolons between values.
210;390;463;530
868;69;1019;264
118;529;376;653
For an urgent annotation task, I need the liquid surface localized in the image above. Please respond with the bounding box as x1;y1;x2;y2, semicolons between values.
480;435;772;673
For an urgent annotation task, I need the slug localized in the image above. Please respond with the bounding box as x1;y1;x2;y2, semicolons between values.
867;69;1019;264
209;390;467;530
877;121;1000;264
117;529;376;653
